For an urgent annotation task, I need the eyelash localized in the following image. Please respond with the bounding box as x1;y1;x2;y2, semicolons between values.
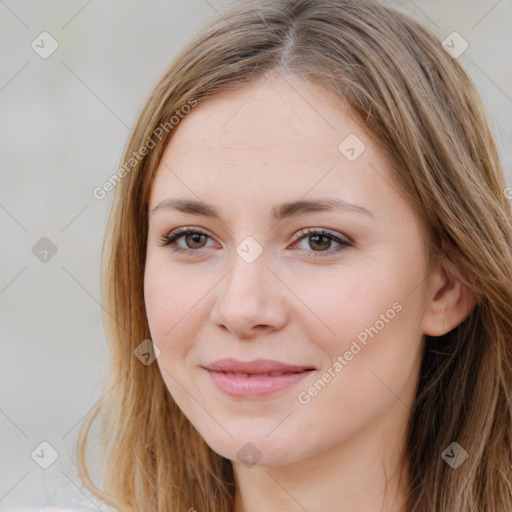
158;227;353;258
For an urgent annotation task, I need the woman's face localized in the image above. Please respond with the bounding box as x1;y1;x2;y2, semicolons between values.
144;74;430;468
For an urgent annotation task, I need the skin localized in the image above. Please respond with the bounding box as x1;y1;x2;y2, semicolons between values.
144;73;475;512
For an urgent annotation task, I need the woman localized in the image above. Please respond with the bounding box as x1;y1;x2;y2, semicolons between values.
76;0;512;511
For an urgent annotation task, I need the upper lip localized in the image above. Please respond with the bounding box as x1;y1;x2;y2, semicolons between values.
204;358;315;374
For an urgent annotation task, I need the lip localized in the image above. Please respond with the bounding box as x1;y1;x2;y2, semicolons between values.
203;358;316;398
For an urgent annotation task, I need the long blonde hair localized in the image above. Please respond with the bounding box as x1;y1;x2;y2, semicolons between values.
77;1;512;510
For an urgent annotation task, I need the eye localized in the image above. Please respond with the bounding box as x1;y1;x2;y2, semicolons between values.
291;228;353;257
160;226;353;258
159;227;215;253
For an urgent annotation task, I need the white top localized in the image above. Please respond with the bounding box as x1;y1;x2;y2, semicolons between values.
6;508;94;512
6;509;79;512
7;506;111;512
4;475;112;512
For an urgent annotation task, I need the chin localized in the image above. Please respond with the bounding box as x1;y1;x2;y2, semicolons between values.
201;431;302;468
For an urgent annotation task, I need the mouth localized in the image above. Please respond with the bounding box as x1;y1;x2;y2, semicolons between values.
204;357;315;374
217;370;313;378
202;358;316;398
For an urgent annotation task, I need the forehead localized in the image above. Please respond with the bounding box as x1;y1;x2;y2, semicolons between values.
160;76;356;169
149;75;398;218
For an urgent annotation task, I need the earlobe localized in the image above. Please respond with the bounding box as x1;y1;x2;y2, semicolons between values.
422;264;477;337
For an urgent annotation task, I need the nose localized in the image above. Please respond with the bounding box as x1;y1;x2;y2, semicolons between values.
209;251;288;339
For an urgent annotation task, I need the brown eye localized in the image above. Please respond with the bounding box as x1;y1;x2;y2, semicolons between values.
293;228;353;257
183;232;208;249
160;227;214;253
308;234;332;251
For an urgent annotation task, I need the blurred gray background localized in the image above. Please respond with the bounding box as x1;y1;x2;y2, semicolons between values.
1;0;511;509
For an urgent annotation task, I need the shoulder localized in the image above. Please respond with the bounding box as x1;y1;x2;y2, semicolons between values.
39;508;80;512
35;504;114;512
7;509;80;512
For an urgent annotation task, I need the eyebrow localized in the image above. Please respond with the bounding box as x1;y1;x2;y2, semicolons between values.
149;197;373;220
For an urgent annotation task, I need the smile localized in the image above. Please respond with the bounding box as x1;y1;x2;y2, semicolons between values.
205;368;315;398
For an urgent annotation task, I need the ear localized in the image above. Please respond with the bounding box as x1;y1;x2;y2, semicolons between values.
421;262;477;336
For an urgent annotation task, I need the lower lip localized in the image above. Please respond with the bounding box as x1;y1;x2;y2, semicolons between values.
206;369;314;398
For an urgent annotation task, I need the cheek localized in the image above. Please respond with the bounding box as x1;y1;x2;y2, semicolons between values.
289;263;403;344
143;256;203;354
292;281;423;457
292;246;426;374
144;259;206;410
